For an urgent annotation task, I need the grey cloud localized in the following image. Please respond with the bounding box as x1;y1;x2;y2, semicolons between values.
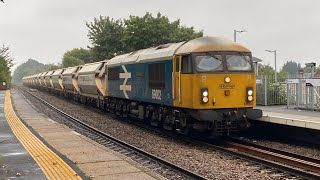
1;0;320;71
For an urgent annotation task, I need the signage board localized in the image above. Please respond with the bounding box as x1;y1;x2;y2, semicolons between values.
305;79;320;87
286;79;299;84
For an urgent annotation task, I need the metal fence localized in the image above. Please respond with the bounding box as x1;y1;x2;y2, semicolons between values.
256;75;287;106
257;75;320;110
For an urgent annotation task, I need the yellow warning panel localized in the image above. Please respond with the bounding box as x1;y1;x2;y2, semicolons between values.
4;90;81;180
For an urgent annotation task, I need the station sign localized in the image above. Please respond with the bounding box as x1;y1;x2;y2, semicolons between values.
305;79;320;87
256;79;263;84
286;79;299;84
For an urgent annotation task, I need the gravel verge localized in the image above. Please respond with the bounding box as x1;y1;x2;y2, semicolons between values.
17;88;280;180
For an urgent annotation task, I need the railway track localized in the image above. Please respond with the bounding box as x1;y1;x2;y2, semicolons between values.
20;87;320;180
216;137;320;179
19;88;207;180
227;137;320;172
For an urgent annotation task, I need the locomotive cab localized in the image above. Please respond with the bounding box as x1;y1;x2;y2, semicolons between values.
173;37;262;135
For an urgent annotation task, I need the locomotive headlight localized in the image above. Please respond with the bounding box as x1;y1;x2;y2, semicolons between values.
202;91;208;97
246;87;254;102
201;88;209;103
225;77;231;83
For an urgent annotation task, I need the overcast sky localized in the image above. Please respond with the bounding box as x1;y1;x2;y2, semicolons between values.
1;0;319;72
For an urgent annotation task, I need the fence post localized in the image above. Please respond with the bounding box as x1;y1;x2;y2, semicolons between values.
264;75;268;106
297;78;301;108
311;86;315;110
286;82;289;108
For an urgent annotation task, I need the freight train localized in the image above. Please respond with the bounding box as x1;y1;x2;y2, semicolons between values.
22;36;262;136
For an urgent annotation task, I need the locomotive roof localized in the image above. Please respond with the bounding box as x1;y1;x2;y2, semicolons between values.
108;36;250;66
108;42;185;67
137;42;185;63
176;36;250;54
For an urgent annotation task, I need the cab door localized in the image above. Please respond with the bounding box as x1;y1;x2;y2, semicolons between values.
173;55;193;108
173;55;181;106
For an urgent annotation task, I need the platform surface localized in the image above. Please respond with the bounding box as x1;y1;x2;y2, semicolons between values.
11;89;162;180
0;90;47;179
255;105;320;130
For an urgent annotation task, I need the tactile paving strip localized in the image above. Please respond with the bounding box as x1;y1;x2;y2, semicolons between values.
4;90;81;180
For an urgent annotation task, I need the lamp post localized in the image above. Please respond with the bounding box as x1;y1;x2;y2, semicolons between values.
265;50;277;82
234;30;246;42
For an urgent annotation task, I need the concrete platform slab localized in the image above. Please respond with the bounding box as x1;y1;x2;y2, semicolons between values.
96;172;157;180
78;161;142;176
255;106;320;130
68;151;122;164
57;145;108;156
10;89;164;180
0;91;47;180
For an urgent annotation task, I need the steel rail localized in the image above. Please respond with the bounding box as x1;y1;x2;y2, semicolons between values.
21;87;320;180
228;137;320;165
225;141;320;174
20;88;207;180
193;140;320;180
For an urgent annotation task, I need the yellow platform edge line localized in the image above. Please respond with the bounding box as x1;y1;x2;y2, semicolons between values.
4;90;82;180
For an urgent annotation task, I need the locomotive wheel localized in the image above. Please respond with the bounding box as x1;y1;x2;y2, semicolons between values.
162;114;174;131
150;111;160;127
176;114;190;135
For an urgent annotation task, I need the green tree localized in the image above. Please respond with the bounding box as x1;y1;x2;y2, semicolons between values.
47;63;62;71
0;56;11;88
281;61;300;75
278;68;288;79
0;45;13;88
123;12;203;52
86;16;124;60
62;56;84;68
86;12;203;61
62;48;91;68
258;64;275;76
170;20;203;42
13;59;48;83
0;45;14;69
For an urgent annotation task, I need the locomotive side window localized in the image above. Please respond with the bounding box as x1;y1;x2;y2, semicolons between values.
149;63;165;89
108;67;120;80
175;56;180;72
195;55;223;72
181;55;192;73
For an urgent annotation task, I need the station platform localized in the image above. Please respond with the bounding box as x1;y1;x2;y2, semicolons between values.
0;90;82;179
0;91;46;179
9;89;163;180
255;105;320;130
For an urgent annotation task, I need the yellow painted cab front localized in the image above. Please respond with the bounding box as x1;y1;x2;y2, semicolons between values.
173;52;256;109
